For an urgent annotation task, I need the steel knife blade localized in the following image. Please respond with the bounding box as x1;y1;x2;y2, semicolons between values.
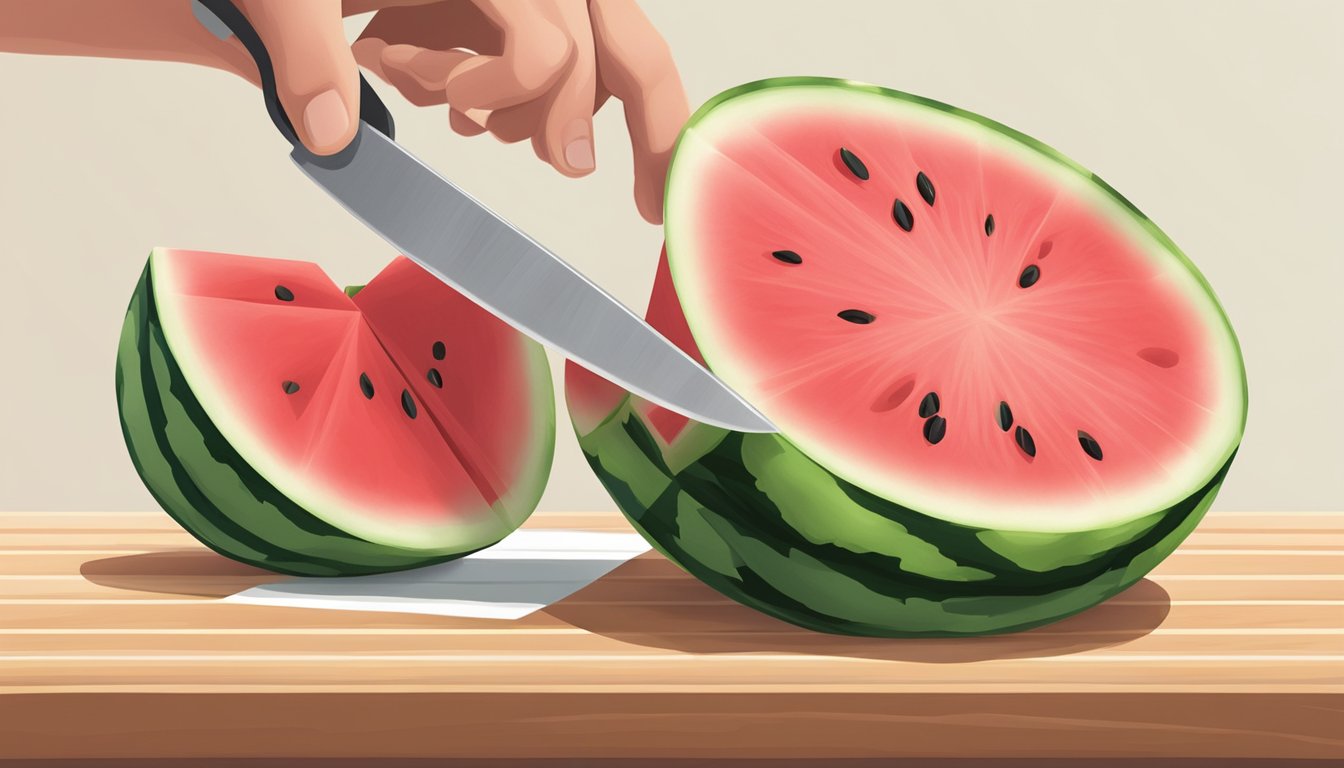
292;125;776;433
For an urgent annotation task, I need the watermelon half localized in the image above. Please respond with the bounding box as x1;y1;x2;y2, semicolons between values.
117;248;555;576
567;78;1246;636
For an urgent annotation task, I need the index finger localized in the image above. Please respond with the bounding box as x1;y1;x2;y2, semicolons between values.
590;0;688;224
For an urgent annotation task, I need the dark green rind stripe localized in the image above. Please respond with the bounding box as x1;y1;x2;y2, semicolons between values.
577;400;1230;637
142;275;476;574
141;320;403;575
118;261;488;576
130;268;409;575
117;269;278;567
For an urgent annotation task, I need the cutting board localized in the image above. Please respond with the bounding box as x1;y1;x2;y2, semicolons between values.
1;510;1340;763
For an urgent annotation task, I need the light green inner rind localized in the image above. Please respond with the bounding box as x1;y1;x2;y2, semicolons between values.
662;77;1247;532
572;393;1228;636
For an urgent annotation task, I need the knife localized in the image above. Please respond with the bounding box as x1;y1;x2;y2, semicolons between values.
191;0;775;434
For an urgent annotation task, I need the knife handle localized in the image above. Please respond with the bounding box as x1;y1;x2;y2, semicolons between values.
193;0;395;149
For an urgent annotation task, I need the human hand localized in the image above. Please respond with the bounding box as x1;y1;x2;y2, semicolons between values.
350;0;689;223
0;0;687;222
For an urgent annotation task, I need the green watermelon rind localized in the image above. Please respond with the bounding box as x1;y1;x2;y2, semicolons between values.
663;77;1247;533
566;77;1246;635
117;259;551;576
576;397;1230;637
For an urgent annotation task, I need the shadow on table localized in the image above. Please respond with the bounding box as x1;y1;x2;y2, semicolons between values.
80;549;284;597
543;555;1171;662
79;548;1172;661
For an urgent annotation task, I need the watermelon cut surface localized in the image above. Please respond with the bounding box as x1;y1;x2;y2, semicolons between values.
567;78;1246;636
118;248;554;575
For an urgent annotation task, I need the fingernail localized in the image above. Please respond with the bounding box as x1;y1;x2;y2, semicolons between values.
302;88;350;151
565;137;594;172
562;119;594;172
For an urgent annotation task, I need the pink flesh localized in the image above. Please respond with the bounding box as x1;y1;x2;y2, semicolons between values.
638;249;700;444
352;256;537;505
565;248;703;446
676;110;1221;504
160;250;537;524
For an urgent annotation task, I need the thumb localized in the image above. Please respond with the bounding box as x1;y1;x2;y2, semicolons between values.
238;0;359;155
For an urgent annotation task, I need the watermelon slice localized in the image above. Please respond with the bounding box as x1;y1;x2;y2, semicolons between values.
567;78;1247;636
117;248;554;576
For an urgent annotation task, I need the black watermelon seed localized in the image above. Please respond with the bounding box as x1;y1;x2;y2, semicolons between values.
281;380;300;395
892;199;915;232
771;249;803;265
997;401;1013;432
839;147;869;180
916;171;936;206
432;341;446;361
918;391;940;418
1015;426;1036;457
1018;264;1041;288
426;368;444;388
923;415;947;445
1078;431;1104;461
359;372;374;399
837;309;876;324
984;214;996;236
401;389;417;419
274;285;294;302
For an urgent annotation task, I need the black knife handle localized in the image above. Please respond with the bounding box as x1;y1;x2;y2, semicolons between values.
195;0;395;149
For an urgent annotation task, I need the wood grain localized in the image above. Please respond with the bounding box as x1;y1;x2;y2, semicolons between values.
0;510;1340;762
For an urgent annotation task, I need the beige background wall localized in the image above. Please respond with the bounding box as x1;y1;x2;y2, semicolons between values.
1;1;1339;512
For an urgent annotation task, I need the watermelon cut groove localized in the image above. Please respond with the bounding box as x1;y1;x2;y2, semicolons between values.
567;78;1246;636
117;249;555;576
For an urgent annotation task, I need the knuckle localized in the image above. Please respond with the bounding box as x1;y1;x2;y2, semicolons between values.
510;29;572;92
613;35;673;88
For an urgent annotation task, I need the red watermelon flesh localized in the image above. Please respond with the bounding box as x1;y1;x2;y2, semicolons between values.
148;249;553;551
660;82;1244;532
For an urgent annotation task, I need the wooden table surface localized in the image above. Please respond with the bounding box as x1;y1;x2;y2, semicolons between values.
1;510;1340;764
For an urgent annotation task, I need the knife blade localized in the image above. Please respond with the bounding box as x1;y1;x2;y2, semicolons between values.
190;0;775;434
294;126;776;433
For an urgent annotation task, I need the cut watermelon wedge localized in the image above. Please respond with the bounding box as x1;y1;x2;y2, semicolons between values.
567;78;1246;636
117;249;554;575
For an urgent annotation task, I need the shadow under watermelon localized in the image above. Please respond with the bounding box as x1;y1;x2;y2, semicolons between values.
542;554;1172;662
80;549;286;598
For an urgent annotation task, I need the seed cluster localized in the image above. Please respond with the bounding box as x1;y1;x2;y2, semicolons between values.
918;391;945;444
809;147;1117;466
269;289;441;422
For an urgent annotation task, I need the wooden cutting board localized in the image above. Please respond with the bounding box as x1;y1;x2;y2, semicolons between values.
1;510;1340;764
